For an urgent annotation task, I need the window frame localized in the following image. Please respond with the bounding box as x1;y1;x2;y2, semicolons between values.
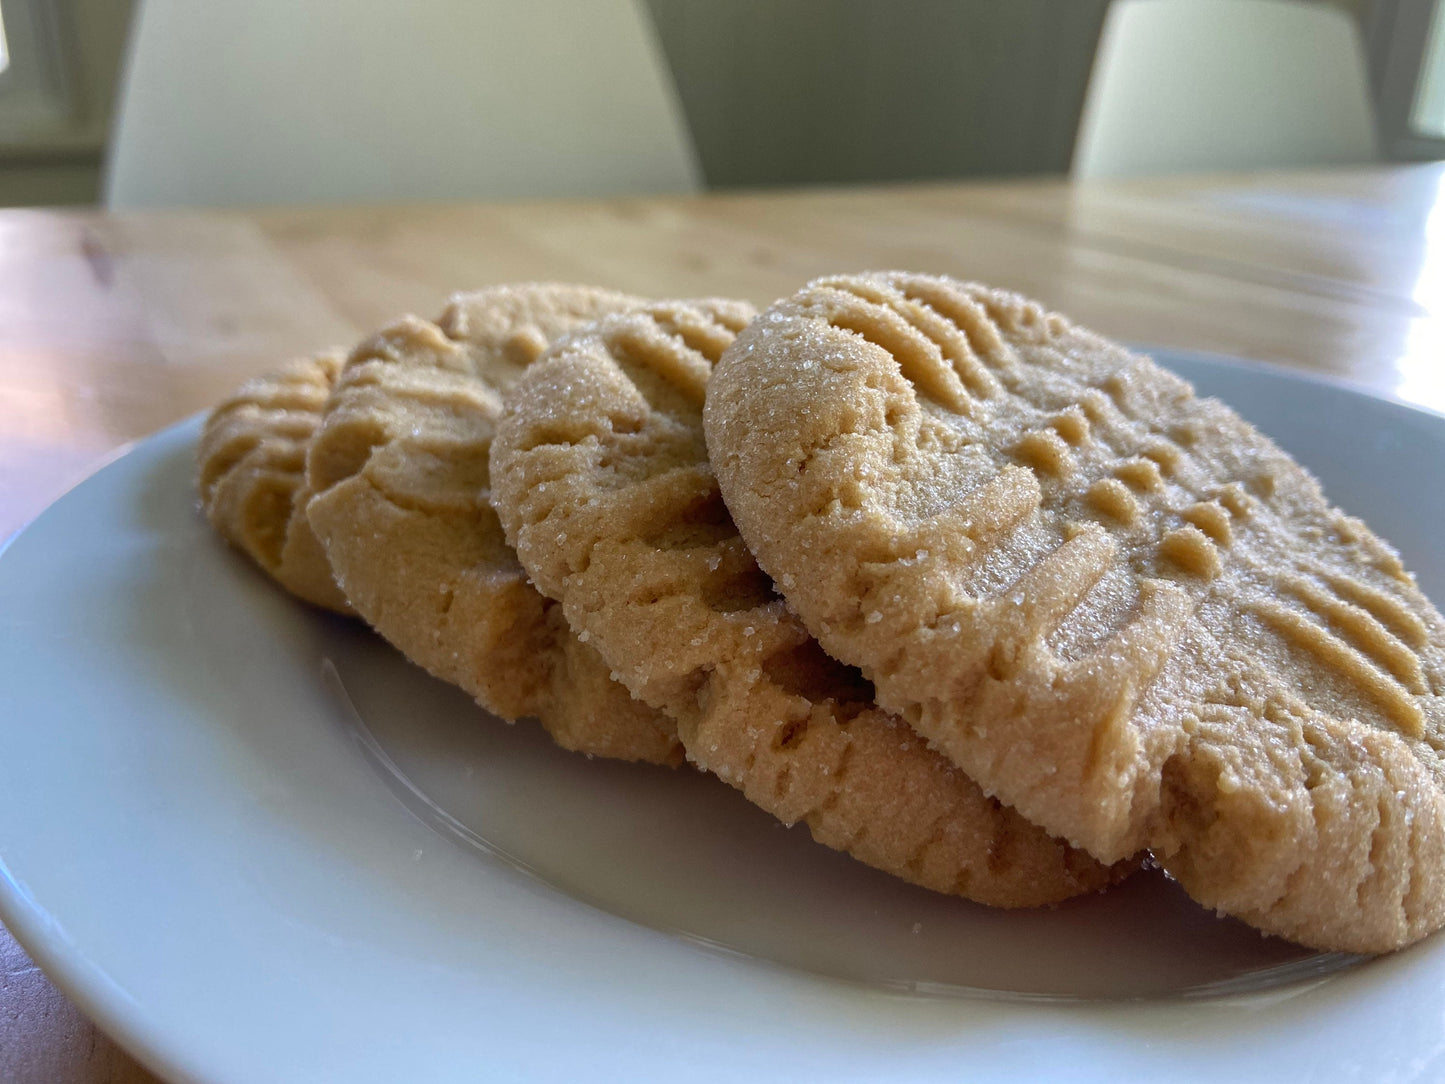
1369;0;1445;159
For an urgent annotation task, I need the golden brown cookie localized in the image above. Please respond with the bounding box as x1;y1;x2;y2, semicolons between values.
491;298;1131;907
198;352;353;614
306;284;682;766
705;270;1445;951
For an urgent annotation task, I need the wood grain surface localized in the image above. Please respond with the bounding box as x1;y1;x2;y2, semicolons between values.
1;164;1442;1081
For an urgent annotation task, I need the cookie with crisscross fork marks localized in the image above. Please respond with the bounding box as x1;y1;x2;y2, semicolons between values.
198;352;353;614
491;297;1132;906
305;283;682;766
705;271;1445;951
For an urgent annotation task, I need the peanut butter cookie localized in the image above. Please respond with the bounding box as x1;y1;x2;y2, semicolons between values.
706;271;1445;951
198;352;352;614
306;284;681;765
491;298;1130;907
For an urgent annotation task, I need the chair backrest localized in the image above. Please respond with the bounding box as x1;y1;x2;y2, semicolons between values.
104;0;700;208
1073;0;1377;179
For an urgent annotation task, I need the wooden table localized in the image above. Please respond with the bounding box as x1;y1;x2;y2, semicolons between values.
1;164;1442;1082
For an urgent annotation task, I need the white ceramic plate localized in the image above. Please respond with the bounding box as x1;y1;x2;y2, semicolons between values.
3;351;1445;1083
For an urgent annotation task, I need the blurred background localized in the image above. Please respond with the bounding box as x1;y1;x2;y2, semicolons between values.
0;0;1440;209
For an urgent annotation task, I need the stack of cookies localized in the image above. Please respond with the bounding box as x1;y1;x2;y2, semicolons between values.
198;275;1445;954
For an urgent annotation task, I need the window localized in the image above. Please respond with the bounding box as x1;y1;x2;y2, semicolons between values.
1416;0;1445;138
1372;0;1445;159
0;0;73;142
0;3;11;77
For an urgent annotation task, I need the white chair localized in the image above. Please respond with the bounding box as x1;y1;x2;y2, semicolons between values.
1073;0;1377;179
104;0;700;208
